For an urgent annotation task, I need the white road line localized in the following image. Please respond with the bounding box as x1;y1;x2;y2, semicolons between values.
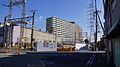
85;54;96;67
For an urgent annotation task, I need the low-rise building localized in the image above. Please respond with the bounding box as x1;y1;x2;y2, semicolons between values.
0;25;62;49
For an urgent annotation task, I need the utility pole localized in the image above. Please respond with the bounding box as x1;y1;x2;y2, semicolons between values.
21;0;26;48
9;0;13;47
9;0;13;19
2;0;27;47
88;0;104;51
30;10;36;51
22;0;26;17
3;16;7;47
94;0;98;51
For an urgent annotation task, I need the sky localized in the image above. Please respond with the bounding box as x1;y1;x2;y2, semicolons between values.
0;0;104;40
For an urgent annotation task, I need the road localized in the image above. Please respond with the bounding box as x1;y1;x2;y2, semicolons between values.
0;51;107;67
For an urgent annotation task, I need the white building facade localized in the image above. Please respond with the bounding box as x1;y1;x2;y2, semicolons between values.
12;26;62;46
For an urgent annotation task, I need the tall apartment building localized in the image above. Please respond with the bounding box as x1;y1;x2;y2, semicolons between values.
46;17;82;45
104;0;120;67
70;22;82;42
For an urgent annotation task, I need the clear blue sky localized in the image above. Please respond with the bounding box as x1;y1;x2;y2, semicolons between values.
0;0;104;33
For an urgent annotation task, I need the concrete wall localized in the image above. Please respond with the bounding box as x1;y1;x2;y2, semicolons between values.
110;1;120;67
12;26;62;45
23;27;62;43
113;36;120;67
104;0;120;66
12;26;21;46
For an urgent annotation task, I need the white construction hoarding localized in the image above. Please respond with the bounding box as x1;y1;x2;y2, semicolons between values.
34;42;57;51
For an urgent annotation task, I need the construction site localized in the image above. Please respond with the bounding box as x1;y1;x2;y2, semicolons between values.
0;0;83;51
0;0;54;50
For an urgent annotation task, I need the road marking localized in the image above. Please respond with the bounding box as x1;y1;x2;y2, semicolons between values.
85;54;96;67
27;64;45;67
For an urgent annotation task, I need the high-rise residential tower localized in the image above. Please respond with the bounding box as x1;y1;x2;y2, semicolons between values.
46;17;82;45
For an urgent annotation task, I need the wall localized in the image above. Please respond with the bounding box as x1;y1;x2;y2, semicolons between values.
104;0;120;67
35;42;57;51
1;26;62;47
23;26;62;44
12;26;21;46
113;36;120;67
23;27;62;43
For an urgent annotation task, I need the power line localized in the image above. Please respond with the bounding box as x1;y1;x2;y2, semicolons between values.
1;5;27;19
2;0;27;47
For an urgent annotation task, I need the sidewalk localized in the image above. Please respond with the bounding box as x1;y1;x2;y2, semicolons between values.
0;53;14;58
0;49;26;58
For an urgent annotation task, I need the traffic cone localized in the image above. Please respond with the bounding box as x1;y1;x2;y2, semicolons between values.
16;49;20;55
6;49;9;55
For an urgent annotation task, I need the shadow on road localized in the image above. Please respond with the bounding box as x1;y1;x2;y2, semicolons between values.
0;52;107;67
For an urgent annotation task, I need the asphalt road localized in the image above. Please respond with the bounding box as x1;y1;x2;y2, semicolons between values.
0;51;107;67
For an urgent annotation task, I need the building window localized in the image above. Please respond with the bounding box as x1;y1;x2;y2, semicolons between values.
53;20;56;22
